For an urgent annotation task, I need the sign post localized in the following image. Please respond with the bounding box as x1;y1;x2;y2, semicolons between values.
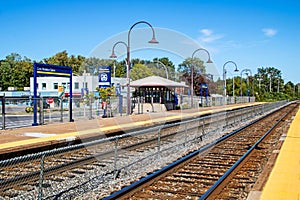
98;66;111;117
33;63;73;126
98;66;111;89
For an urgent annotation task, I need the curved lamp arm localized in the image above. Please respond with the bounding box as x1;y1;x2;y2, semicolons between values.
110;41;128;58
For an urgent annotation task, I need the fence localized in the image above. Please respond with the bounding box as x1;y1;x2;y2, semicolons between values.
0;100;289;199
0;95;126;129
181;95;256;108
0;93;256;130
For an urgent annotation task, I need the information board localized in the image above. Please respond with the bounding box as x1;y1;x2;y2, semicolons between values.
98;66;111;89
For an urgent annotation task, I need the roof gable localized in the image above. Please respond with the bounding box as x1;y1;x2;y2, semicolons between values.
130;76;188;87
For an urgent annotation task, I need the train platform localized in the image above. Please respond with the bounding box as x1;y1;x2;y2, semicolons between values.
260;105;300;200
0;102;262;155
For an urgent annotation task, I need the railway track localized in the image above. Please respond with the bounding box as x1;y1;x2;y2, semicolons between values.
104;102;298;200
0;102;290;199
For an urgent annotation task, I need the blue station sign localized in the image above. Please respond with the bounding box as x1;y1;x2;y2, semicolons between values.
36;63;71;77
98;66;111;88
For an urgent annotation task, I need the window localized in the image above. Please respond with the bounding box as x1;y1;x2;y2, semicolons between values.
42;83;46;90
53;83;58;90
62;82;66;89
67;82;70;90
75;82;79;89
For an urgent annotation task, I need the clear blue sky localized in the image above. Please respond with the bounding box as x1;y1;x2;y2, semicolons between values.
0;0;299;83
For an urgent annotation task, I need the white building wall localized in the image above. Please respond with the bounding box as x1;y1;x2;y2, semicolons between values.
29;76;128;97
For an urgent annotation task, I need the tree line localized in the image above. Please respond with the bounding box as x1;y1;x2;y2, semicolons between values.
0;51;299;101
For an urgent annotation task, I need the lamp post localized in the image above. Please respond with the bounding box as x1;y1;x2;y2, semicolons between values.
240;69;252;97
222;61;239;104
258;73;262;92
153;60;168;79
277;78;280;93
110;21;158;115
268;72;273;93
191;48;213;107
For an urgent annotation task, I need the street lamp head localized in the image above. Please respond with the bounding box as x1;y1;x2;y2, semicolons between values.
109;51;117;58
206;57;213;63
148;37;159;44
234;68;239;72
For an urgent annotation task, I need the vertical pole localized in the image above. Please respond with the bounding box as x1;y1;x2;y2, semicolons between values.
233;76;235;104
1;94;5;130
223;69;226;105
126;42;131;115
226;111;228;128
33;63;38;126
202;119;205;138
141;96;144;114
69;68;73;122
233;109;236;124
184;124;187;147
38;154;45;200
60;99;63;122
191;64;194;108
157;127;161;159
39;96;44;125
89;96;93;119
114;138;118;179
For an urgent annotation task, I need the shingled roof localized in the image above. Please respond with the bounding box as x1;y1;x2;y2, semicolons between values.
130;76;188;88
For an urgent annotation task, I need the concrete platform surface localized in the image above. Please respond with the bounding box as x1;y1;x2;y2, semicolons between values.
260;106;300;200
0;102;262;154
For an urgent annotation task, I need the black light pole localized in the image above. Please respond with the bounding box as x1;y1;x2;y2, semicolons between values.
222;61;239;104
240;69;252;97
111;21;158;115
191;48;212;107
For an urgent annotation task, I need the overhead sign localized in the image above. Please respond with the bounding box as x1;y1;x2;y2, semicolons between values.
33;63;73;126
98;66;111;89
36;63;71;77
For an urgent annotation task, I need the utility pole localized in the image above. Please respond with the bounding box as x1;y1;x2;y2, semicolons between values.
269;72;272;92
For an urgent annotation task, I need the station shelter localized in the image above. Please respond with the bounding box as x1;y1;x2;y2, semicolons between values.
130;76;188;111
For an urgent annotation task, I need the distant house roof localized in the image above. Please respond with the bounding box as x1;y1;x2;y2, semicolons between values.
130;76;188;88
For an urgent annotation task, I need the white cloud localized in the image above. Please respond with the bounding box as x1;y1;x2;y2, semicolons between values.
198;29;224;43
262;28;277;37
201;29;213;36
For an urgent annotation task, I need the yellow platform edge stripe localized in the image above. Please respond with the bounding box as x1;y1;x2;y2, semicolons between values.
260;105;300;200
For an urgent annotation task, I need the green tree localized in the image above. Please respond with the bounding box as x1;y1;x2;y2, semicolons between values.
178;57;207;95
178;57;206;75
0;53;33;90
43;50;85;74
143;57;176;80
0;60;12;90
80;57;115;75
130;63;154;81
96;87;115;102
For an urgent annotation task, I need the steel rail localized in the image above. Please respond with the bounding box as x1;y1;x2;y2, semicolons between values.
103;101;294;199
199;103;296;199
